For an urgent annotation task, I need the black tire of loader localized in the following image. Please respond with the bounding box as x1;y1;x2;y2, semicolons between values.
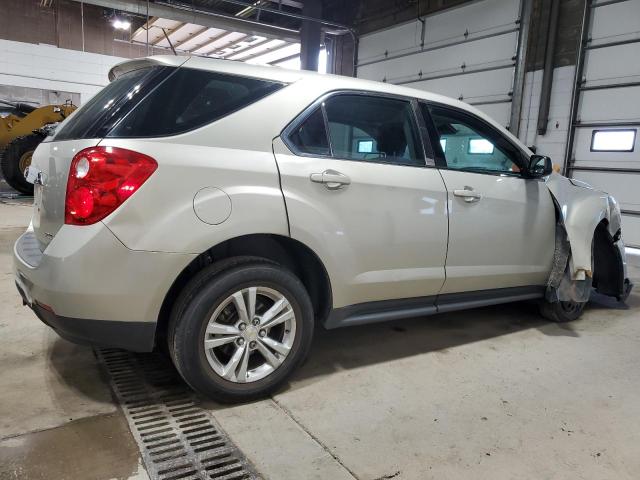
1;134;42;195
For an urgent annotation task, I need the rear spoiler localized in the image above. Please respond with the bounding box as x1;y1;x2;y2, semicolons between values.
108;56;190;82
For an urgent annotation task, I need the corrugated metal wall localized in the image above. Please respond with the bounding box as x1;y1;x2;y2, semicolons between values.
356;0;523;127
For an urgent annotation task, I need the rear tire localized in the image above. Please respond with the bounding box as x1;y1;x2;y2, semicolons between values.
1;134;41;195
168;259;314;403
539;299;586;323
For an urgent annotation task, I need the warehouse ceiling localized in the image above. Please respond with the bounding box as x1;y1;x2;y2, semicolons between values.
180;0;303;29
131;16;301;64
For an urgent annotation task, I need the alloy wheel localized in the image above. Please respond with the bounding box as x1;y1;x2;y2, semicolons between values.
203;286;296;383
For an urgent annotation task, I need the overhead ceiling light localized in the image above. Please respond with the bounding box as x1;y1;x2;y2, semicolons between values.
112;18;131;30
236;1;262;18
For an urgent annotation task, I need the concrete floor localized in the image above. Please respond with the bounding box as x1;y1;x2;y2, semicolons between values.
1;200;639;480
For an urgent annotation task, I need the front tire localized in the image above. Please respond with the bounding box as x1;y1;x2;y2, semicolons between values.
168;260;314;403
1;134;41;195
539;299;586;323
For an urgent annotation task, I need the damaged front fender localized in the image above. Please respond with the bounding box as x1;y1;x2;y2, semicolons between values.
544;173;631;301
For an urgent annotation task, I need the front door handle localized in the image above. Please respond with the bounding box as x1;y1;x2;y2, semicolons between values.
310;169;351;190
453;187;482;203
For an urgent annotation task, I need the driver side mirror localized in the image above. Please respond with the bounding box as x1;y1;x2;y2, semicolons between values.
526;154;553;178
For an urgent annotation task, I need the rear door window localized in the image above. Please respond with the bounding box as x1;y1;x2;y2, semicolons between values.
109;69;284;138
323;94;424;167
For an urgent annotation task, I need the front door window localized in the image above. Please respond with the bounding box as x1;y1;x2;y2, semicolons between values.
424;104;524;175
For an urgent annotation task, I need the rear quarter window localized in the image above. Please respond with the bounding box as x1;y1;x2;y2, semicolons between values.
108;69;284;138
54;66;170;141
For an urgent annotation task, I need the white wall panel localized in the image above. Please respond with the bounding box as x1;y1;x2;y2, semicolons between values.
357;0;521;127
0;39;123;103
358;0;520;65
358;21;422;64
409;68;513;103
583;43;640;87
419;0;519;46
473;102;513;127
578;86;640;123
358;31;517;84
590;0;640;46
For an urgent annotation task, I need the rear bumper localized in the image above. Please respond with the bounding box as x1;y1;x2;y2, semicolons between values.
13;223;195;352
16;282;155;351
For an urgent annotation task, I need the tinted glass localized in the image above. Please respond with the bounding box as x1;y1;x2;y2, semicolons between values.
109;69;283;138
288;107;330;156
426;104;523;174
324;95;424;166
55;67;169;141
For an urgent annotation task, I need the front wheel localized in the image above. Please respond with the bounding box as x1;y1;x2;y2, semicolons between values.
539;299;586;323
168;260;314;403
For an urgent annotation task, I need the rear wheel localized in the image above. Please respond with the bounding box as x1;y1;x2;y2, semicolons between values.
168;259;314;402
539;299;586;323
1;134;41;195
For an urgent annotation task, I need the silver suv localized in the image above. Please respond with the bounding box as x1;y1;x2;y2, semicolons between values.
14;56;632;402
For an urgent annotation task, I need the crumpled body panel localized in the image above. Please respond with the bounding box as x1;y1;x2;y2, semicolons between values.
544;173;628;302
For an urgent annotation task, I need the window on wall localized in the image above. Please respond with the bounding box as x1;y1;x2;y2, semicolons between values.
358;140;374;153
424;104;523;175
323;94;424;166
590;129;636;152
468;138;495;155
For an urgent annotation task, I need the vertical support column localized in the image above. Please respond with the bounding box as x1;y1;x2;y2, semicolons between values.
300;0;322;71
562;0;591;176
537;0;561;135
510;0;533;135
332;34;357;77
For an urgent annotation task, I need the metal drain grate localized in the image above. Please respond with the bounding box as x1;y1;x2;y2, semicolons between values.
96;348;259;480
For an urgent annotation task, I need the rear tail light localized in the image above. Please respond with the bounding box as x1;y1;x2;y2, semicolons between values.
65;146;157;225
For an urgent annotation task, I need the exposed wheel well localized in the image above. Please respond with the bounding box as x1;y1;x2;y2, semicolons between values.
155;234;332;348
592;219;625;299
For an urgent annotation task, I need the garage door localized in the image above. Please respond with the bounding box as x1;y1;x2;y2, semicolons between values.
564;0;640;248
356;0;524;127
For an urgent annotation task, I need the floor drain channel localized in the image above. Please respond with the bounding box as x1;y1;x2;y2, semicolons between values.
96;348;259;480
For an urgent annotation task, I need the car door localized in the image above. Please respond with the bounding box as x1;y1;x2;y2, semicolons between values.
421;103;556;294
273;92;449;311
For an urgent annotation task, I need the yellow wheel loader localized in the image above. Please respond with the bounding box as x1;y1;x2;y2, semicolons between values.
0;100;77;195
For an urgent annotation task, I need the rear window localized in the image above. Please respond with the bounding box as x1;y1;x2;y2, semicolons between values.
54;66;171;141
54;67;284;141
108;69;284;138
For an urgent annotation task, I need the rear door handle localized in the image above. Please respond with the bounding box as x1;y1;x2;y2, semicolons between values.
453;187;482;203
310;169;351;190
